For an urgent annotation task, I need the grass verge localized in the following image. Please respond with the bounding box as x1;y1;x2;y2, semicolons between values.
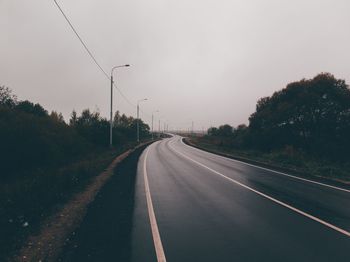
0;141;144;261
58;144;147;261
186;136;350;185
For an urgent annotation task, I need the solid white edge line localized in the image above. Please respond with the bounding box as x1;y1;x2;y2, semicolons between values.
180;137;350;194
143;144;167;262
169;142;350;238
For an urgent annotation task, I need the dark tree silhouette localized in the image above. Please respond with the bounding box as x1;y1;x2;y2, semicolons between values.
16;100;48;117
248;73;350;158
0;85;17;107
0;88;150;180
207;73;350;160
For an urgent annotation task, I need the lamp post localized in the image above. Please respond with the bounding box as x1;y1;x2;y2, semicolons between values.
137;98;147;143
158;115;165;138
110;64;130;147
158;119;161;138
152;110;159;140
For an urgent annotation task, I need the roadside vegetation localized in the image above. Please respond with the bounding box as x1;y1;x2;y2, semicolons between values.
0;86;151;260
59;145;147;262
190;73;350;182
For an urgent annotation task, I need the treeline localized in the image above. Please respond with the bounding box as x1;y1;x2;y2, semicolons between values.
0;86;150;180
207;73;350;161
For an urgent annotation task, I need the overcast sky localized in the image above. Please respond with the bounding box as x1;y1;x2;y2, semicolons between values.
1;0;350;130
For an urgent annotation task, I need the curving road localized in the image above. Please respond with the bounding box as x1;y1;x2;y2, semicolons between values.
131;136;350;262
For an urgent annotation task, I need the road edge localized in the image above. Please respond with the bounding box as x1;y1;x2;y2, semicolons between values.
142;143;167;262
183;137;350;189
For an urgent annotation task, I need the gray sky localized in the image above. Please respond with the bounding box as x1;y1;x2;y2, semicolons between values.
1;0;350;130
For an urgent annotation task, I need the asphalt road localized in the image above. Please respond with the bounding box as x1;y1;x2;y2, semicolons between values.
131;136;350;262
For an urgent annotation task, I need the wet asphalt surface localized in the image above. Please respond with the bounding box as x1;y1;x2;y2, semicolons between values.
58;136;350;261
131;136;350;262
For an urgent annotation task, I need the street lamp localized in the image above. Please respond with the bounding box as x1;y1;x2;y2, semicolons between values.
152;110;159;140
158;115;165;138
137;98;148;143
110;64;130;148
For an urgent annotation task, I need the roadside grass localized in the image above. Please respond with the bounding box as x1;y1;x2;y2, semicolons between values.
59;144;147;261
0;142;139;261
188;136;350;183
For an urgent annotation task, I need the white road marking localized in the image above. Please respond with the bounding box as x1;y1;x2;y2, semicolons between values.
180;137;350;194
169;142;350;238
143;145;167;262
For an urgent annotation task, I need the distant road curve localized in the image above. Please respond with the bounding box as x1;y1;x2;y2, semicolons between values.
131;136;350;262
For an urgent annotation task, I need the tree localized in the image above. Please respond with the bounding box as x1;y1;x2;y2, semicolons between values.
0;86;17;107
50;111;65;124
248;73;350;158
208;125;234;137
69;110;78;126
113;110;121;127
16;100;48;117
208;127;218;136
218;124;233;137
